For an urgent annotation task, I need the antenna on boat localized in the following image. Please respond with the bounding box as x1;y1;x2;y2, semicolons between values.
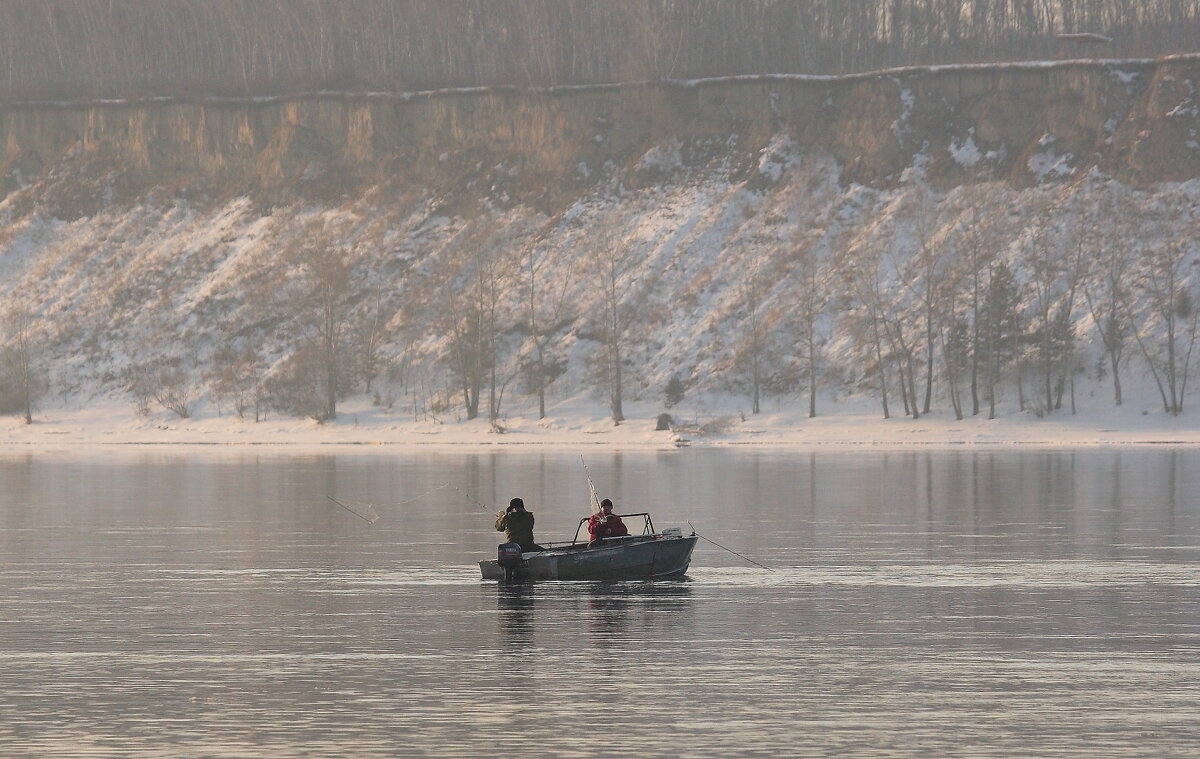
688;522;774;572
580;454;606;522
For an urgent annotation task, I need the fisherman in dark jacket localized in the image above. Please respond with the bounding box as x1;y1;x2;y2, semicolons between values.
495;497;544;552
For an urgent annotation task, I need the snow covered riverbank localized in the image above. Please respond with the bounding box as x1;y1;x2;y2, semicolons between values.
4;395;1199;449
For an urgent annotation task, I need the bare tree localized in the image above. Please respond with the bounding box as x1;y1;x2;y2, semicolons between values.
791;240;829;418
442;219;515;422
905;188;946;415
1082;199;1133;406
296;223;351;421
979;261;1023;419
355;292;389;395
848;248;893;419
524;227;574;420
123;355;195;419
1;308;43;424
742;277;766;416
590;225;634;424
955;186;997;416
871;230;924;419
942;315;970;420
152;358;195;419
1024;202;1067;414
443;273;484;421
1129;198;1200;415
1050;203;1091;411
206;343;266;420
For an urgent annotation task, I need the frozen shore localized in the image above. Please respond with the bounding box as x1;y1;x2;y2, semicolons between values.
3;395;1199;449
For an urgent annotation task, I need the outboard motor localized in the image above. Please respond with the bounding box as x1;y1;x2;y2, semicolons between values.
497;542;525;584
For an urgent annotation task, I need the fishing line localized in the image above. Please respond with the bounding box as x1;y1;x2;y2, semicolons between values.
688;522;775;572
327;483;449;524
394;482;450;506
327;495;381;524
448;483;495;514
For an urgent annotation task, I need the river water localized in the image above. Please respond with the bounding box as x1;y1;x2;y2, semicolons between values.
1;447;1198;758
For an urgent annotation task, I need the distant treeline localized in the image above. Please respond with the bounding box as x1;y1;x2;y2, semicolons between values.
3;0;1200;100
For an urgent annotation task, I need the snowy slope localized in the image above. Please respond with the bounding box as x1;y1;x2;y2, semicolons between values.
2;58;1200;443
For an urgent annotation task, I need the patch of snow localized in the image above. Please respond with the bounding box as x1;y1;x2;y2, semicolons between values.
1028;135;1076;179
756;133;798;184
635;138;684;174
891;86;915;139
899;148;931;184
1028;150;1076;180
949;130;982;167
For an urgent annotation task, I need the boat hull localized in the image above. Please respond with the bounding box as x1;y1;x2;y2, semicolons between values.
480;535;698;581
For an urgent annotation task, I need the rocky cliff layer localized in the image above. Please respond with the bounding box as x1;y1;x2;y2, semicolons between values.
3;56;1199;216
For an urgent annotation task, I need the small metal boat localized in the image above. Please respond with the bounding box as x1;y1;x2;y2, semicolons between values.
480;512;698;582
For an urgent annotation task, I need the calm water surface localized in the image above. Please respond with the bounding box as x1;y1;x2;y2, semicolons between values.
1;447;1198;758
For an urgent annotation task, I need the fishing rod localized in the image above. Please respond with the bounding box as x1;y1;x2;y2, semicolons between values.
580;454;606;523
688;522;775;572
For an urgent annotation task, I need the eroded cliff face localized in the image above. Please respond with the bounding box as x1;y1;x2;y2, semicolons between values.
3;57;1199;218
1;58;1199;410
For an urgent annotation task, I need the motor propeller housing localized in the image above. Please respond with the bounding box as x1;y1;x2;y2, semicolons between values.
496;542;526;583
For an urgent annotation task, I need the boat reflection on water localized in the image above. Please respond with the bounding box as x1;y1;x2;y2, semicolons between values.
493;579;695;647
496;583;537;646
582;580;694;641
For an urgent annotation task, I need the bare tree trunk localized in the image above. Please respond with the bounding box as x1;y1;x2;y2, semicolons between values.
609;336;624;423
8;310;37;424
750;298;761;415
1017;362;1026;412
987;346;999;420
871;315;890;419
525;233;572;421
1111;351;1123;406
1167;314;1179;415
808;329;817;418
1135;324;1173;414
596;233;628;425
970;329;981;415
923;324;934;416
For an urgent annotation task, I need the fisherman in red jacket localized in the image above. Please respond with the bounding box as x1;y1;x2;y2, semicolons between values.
587;498;628;547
